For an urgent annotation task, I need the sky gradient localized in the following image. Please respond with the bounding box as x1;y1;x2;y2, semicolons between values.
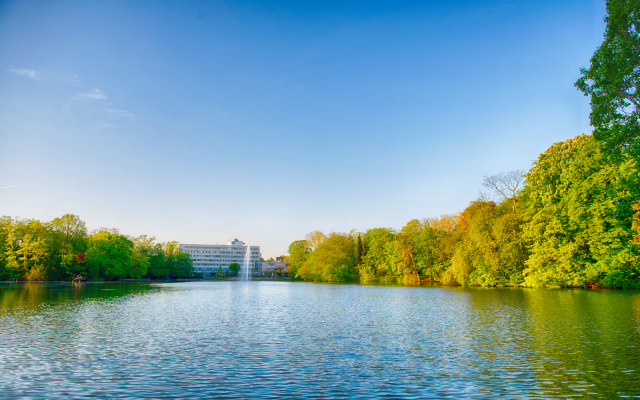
0;0;606;258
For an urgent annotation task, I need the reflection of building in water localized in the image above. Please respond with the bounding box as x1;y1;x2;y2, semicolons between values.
179;239;260;277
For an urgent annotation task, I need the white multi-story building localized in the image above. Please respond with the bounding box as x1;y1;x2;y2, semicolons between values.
179;239;261;277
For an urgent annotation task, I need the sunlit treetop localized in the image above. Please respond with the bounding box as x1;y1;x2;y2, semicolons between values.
576;0;640;156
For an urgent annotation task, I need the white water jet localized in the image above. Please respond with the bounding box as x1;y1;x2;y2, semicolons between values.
240;245;251;281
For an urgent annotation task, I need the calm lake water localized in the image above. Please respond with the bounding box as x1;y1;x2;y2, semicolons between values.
1;281;639;399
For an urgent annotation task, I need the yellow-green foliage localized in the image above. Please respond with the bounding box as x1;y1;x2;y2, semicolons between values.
297;232;356;282
523;134;639;287
288;134;638;288
0;215;191;281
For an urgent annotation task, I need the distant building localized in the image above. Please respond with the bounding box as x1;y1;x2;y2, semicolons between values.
179;239;260;277
261;261;290;276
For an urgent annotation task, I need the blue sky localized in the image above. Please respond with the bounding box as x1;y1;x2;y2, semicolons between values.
0;0;605;257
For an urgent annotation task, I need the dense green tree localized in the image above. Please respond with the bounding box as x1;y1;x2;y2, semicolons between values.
0;214;188;281
355;235;363;266
166;251;193;278
576;0;640;156
50;214;88;279
146;244;168;278
633;202;640;265
304;232;356;282
0;217;11;280
129;235;158;279
440;200;526;287
229;262;240;276
295;232;326;281
395;220;423;281
411;223;440;280
4;219;50;281
287;240;309;279
15;233;49;281
361;228;395;282
523;134;639;287
86;231;134;280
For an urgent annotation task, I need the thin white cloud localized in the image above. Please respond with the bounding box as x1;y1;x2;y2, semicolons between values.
58;73;80;84
102;108;134;118
9;68;40;80
95;108;135;128
0;186;16;189
74;89;107;100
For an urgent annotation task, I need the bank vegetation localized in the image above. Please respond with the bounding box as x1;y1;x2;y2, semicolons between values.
286;1;640;288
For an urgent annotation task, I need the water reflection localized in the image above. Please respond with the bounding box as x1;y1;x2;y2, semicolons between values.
0;282;638;398
0;282;157;310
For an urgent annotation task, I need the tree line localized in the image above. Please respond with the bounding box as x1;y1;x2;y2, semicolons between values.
285;1;640;288
0;214;193;281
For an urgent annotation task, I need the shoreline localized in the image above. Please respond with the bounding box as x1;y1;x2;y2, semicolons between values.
0;279;628;290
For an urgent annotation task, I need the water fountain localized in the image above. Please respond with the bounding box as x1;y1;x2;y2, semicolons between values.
240;245;252;281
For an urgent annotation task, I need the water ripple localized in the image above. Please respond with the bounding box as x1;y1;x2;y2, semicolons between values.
0;282;639;398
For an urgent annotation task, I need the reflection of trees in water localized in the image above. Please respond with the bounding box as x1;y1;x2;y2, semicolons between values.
0;283;157;311
432;288;640;398
523;289;640;398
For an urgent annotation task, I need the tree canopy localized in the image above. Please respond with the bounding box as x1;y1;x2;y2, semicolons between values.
576;0;640;156
0;214;192;281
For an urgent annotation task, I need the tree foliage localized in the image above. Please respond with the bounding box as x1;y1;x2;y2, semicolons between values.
523;134;639;287
0;214;192;281
286;136;638;288
229;262;241;276
87;231;134;280
283;4;640;288
576;0;640;156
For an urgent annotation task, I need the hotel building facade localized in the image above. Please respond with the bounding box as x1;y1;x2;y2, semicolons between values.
179;239;261;277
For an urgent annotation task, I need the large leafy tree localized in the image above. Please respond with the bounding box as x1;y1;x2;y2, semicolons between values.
146;244;168;278
4;219;50;281
50;214;88;279
166;250;193;278
307;232;356;282
522;134;639;287
287;240;309;279
228;262;240;276
576;0;640;156
412;223;446;280
0;217;11;280
361;228;395;282
86;231;134;280
14;233;49;281
294;231;327;281
128;235;157;279
440;200;525;287
393;220;423;282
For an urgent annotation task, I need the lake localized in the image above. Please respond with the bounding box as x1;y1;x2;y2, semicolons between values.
0;281;639;398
